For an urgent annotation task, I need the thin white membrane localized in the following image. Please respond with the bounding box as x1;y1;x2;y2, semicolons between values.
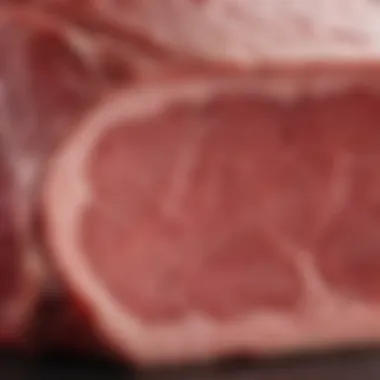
43;73;380;364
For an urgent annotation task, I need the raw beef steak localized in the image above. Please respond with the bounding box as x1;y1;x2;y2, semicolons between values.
42;67;380;365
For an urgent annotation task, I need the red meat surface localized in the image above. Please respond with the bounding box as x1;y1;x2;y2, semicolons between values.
3;0;380;368
43;68;380;365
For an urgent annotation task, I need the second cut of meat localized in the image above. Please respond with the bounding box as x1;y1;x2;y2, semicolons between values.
41;68;380;365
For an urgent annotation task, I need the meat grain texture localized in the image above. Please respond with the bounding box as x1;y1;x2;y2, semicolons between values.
1;0;380;368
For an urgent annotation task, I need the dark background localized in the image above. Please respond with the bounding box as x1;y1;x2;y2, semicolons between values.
2;347;380;379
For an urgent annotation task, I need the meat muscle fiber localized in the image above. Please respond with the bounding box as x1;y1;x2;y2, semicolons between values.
42;67;380;366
